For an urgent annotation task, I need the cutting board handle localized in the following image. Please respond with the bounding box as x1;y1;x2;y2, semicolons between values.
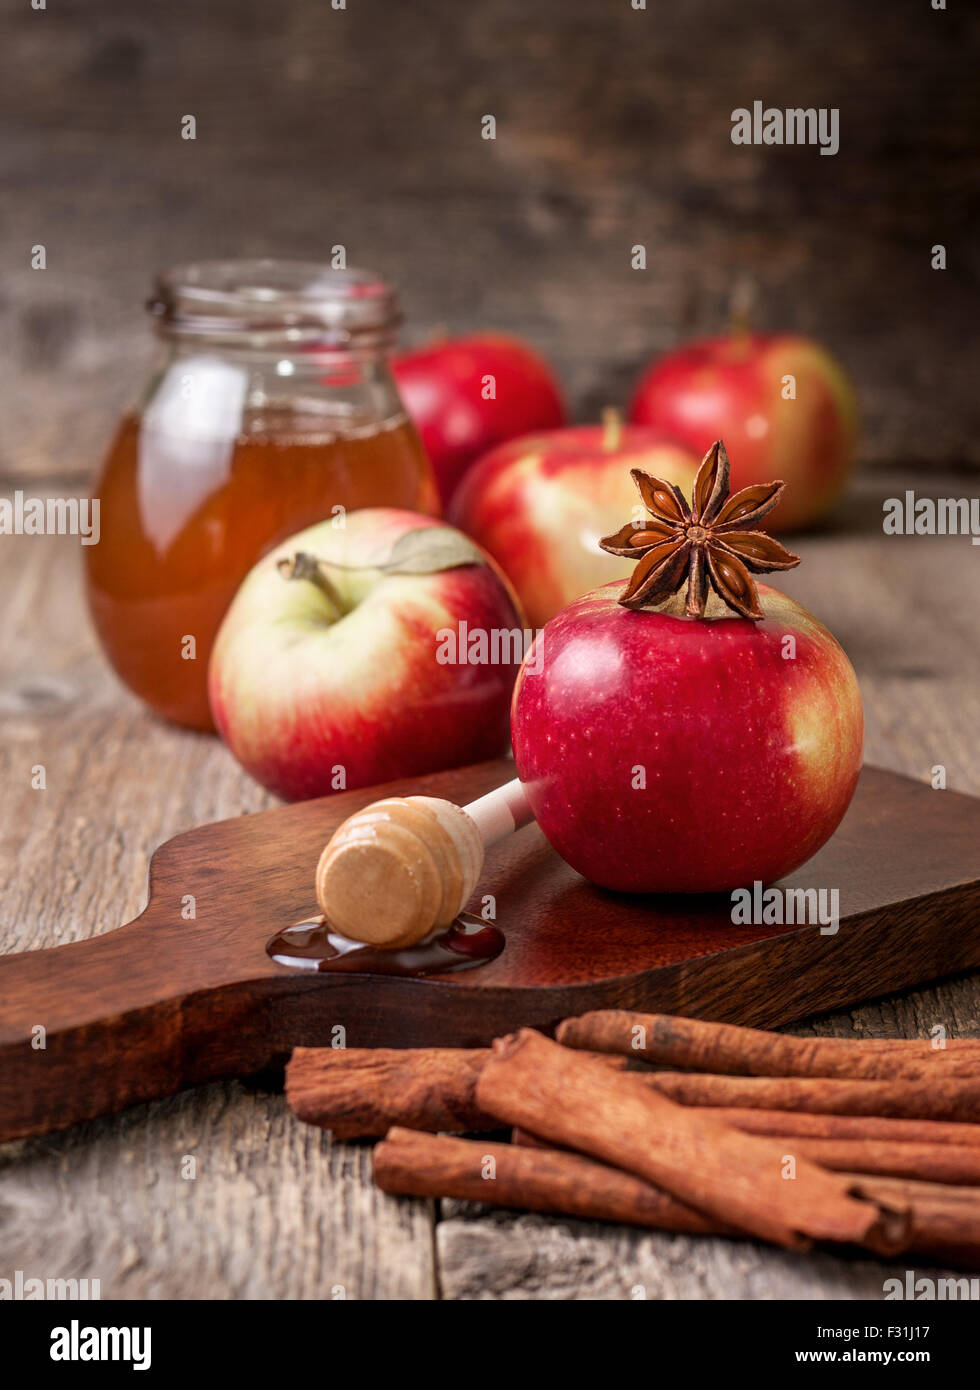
0;916;273;1143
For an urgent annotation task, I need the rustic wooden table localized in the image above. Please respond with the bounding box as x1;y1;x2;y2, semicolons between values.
1;472;978;1300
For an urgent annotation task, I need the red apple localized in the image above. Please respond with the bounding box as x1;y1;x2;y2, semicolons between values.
448;420;700;628
511;580;863;893
629;333;858;531
393;333;566;506
209;509;524;800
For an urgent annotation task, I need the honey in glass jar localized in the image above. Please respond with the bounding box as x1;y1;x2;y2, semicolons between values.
85;260;438;730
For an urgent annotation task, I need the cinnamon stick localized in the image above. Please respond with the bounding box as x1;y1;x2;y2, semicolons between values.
799;1139;980;1185
643;1071;980;1121
475;1030;909;1253
848;1175;980;1269
285;1046;492;1138
374;1127;735;1236
375;1129;980;1270
285;1044;625;1138
513;1124;980;1184
557;1011;980;1081
690;1107;980;1148
721;1135;980;1186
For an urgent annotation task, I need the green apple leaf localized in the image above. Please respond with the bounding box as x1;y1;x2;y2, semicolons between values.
381;527;486;576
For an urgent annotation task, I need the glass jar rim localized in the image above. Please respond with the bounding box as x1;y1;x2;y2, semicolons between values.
148;258;401;349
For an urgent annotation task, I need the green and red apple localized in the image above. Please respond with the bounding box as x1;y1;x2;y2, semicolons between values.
209;509;524;800
449;419;700;628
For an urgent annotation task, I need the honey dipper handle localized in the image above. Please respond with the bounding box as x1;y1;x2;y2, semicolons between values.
463;778;533;847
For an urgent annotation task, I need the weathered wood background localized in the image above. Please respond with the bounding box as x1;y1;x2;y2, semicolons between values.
1;0;977;479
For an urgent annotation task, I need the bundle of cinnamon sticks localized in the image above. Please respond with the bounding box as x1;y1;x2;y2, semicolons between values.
285;1011;980;1267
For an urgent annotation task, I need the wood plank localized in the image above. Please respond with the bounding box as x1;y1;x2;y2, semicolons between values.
0;1083;434;1301
436;1212;921;1301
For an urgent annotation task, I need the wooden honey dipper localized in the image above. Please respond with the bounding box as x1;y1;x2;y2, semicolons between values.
315;779;533;948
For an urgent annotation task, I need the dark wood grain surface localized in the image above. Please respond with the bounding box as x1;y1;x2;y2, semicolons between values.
1;0;977;479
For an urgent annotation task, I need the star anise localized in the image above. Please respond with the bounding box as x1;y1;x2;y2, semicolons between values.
599;440;800;620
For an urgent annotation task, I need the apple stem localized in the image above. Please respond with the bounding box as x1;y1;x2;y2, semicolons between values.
601;407;622;452
277;552;346;621
729;275;756;349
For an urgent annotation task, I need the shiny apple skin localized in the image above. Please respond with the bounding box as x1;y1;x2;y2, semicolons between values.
511;580;863;894
449;425;699;629
209;509;524;801
393;334;566;507
629;333;858;532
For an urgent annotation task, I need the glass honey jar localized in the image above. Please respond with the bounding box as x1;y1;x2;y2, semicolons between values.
85;260;438;730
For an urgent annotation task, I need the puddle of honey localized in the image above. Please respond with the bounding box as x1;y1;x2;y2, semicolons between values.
266;911;504;977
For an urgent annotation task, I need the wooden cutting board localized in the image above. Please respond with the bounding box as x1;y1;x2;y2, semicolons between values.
2;759;979;1142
